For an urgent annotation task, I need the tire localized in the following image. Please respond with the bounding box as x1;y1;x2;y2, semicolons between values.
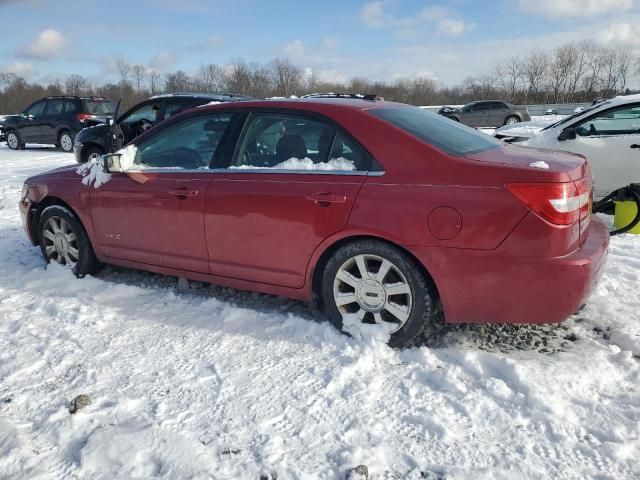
6;130;23;150
81;146;104;164
38;205;101;277
58;130;74;153
321;239;436;348
504;115;520;126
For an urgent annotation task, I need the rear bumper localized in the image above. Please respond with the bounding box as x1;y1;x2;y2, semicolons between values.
410;217;609;324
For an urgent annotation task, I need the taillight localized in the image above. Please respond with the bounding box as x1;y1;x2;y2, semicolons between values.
507;181;591;225
77;113;96;122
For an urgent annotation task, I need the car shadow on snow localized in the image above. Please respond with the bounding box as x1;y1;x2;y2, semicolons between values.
91;264;581;354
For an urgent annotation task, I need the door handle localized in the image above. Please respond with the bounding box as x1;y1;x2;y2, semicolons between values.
306;192;347;206
168;188;199;198
631;144;640;149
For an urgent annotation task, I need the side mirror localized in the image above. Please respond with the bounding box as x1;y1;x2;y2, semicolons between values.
107;117;114;126
101;153;123;173
558;128;576;141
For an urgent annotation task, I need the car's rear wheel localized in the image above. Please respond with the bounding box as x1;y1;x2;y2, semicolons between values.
38;206;100;277
321;240;436;348
7;131;23;150
58;130;74;152
504;116;520;126
82;146;104;163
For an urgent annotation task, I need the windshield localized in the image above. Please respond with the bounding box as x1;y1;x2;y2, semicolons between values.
541;101;610;130
370;105;500;156
82;100;116;115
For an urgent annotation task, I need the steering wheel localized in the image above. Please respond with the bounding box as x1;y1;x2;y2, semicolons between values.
174;147;203;169
138;118;154;134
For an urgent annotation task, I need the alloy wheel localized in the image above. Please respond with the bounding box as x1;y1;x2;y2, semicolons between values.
333;254;412;333
505;117;519;125
60;133;73;152
42;216;80;267
7;133;19;149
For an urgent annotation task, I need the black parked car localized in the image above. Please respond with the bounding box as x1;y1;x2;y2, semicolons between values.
0;96;116;152
73;92;252;163
440;100;531;127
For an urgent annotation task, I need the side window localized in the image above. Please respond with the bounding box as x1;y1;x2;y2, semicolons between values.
575;104;640;137
24;100;46;118
491;102;507;110
470;103;489;112
45;99;64;115
162;100;200;120
230;113;366;172
63;100;78;113
133;113;233;169
122;103;160;125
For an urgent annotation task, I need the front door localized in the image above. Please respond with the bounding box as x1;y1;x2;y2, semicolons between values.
90;112;235;272
565;103;640;197
41;98;65;144
19;99;47;143
464;103;489;127
205;111;370;288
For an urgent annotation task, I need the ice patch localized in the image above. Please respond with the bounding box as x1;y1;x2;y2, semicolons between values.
528;161;549;170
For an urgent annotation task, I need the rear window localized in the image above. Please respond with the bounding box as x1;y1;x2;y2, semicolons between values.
81;100;116;115
370;106;500;156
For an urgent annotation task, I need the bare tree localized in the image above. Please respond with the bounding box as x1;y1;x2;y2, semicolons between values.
132;64;147;93
149;70;162;95
495;57;522;102
164;70;192;92
269;58;303;97
194;63;224;92
116;59;132;86
520;50;548;102
65;74;88;95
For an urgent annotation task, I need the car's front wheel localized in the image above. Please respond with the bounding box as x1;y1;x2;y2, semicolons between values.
82;146;104;163
38;206;100;277
321;240;436;348
58;130;74;152
6;131;23;150
504;115;520;126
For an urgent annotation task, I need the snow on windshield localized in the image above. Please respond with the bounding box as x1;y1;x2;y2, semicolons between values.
230;156;356;171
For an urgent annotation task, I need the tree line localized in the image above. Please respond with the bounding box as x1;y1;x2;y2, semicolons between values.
0;40;638;114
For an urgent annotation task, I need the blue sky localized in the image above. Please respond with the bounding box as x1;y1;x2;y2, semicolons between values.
1;0;638;86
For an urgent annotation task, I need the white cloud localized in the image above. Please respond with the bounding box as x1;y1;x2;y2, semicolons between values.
284;40;305;57
436;19;472;36
149;51;176;72
322;37;339;49
519;0;634;18
360;1;386;27
16;29;66;60
0;61;36;77
599;22;640;49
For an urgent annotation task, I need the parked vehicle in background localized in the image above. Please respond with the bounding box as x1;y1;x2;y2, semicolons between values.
544;108;558;115
20;97;608;347
574;106;586;114
74;92;252;163
497;94;640;199
0;96;115;152
440;100;531;127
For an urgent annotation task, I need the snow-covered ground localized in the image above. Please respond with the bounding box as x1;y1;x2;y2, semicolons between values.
0;145;639;480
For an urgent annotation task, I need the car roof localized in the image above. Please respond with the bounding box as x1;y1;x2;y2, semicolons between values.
196;97;397;112
150;92;252;101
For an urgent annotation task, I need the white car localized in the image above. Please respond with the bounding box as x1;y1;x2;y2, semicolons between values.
496;94;640;199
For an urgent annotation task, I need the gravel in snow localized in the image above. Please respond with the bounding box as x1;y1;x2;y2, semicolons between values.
0;145;638;479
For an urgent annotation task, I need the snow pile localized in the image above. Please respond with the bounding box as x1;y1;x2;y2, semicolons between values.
0;145;639;479
75;157;111;189
232;156;356;171
75;145;140;189
528;161;550;169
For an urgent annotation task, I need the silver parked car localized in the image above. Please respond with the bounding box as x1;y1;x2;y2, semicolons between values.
440;100;531;127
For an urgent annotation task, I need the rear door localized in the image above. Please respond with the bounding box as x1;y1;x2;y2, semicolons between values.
90;111;235;272
41;98;65;144
566;102;640;197
205;110;371;287
489;101;509;126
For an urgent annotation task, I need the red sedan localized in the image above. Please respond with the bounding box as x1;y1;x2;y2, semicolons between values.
19;97;609;347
